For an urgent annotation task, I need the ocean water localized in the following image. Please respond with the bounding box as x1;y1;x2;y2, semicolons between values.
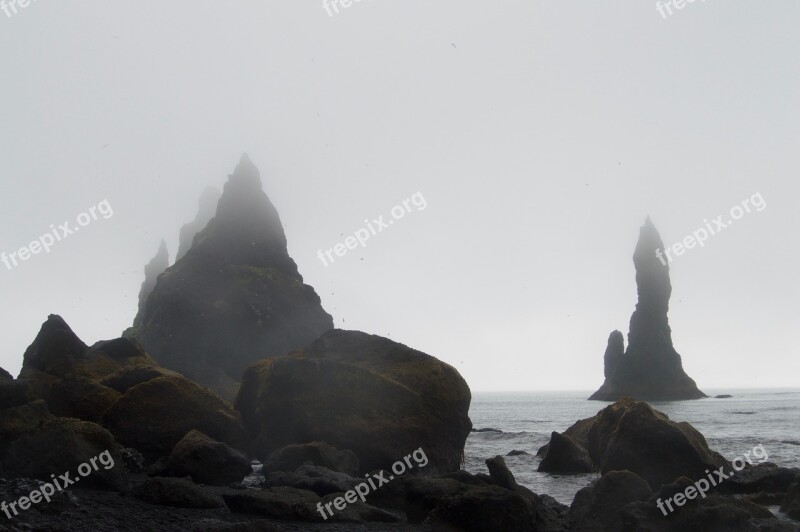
464;389;800;505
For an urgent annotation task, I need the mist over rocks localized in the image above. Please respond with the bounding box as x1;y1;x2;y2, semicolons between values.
176;185;221;262
590;217;705;401
134;155;333;400
133;240;169;330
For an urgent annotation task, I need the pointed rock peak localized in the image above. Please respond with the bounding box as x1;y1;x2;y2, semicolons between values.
634;217;669;274
22;315;89;375
228;152;261;190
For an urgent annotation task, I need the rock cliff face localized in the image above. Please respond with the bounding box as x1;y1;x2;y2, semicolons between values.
134;155;333;400
589;218;705;401
176;186;221;262
134;240;169;329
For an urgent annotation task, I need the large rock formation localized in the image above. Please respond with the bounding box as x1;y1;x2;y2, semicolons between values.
133;240;170;330
589;217;705;401
235;329;472;474
14;315;249;462
176;185;221;261
134;155;333;400
537;398;728;490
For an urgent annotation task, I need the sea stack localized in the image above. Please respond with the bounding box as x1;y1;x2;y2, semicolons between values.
134;155;334;400
589;217;705;401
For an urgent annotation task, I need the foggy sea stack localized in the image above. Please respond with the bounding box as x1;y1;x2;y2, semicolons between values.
133;155;334;400
589;217;706;401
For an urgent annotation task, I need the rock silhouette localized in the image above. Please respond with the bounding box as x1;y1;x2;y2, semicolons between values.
589;218;705;401
176;185;221;262
134;240;169;330
134;155;334;400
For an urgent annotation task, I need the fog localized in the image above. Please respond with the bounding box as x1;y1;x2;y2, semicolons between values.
1;1;797;391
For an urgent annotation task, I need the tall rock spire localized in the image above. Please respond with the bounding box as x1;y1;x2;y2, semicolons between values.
589;218;705;401
176;185;221;262
134;155;334;400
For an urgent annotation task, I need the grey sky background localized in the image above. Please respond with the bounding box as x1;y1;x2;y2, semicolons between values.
1;1;797;392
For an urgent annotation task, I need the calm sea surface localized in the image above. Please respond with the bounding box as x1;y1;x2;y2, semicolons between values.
464;389;800;505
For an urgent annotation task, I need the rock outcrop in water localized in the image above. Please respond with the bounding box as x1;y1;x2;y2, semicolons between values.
134;155;334;400
134;240;169;329
176;185;221;261
589;217;705;401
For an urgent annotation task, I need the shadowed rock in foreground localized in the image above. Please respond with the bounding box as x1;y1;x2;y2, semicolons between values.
236;329;472;475
589;217;705;401
134;155;334;400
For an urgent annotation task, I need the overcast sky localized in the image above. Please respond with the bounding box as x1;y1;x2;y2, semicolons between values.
1;1;797;392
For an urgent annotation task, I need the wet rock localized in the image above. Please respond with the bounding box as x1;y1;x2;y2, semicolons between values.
507;450;529;456
135;155;334;400
586;398;728;490
132;477;224;508
486;455;519;490
568;470;652;531
718;462;799;494
4;418;128;491
236;329;471;474
103;375;249;461
781;481;800;520
537;416;595;457
403;477;478;524
538;431;594;474
262;441;359;476
590;218;705;401
165;430;251;486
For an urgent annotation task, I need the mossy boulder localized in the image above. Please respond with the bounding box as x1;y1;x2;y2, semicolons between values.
104;375;249;460
0;379;34;410
4;418;128;491
263;442;359;476
99;364;183;394
48;376;121;422
236;329;471;474
0;399;53;453
165;430;251;486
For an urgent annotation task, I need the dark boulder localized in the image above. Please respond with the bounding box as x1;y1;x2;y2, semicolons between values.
134;155;334;401
263;441;359;476
590;218;705;401
132;477;224;508
99;363;183;394
537;416;595;457
538;431;594;473
782;481;800;520
165;429;251;486
717;462;799;495
3;418;128;491
236;329;471;474
103;375;249;461
263;464;358;496
0;399;53;453
568;470;652;531
48;376;121;422
0;367;11;380
0;379;34;410
587;399;728;490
